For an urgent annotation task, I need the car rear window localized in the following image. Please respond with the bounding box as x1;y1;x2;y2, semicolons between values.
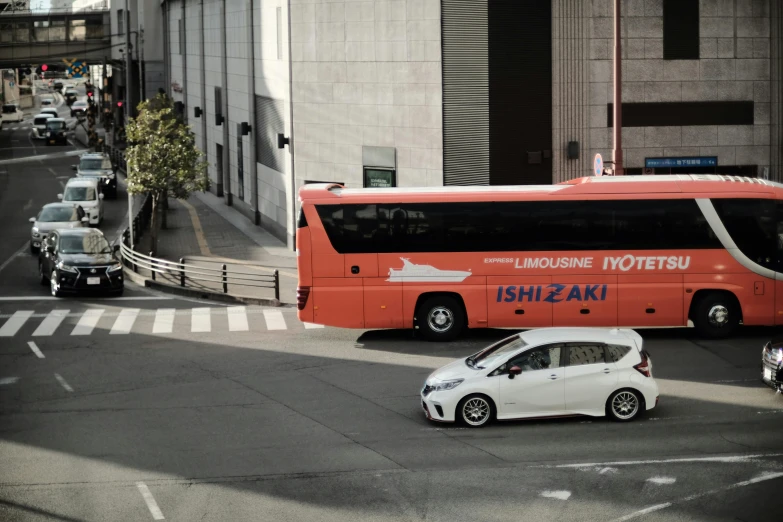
607;344;632;362
34;117;50;125
2;105;16;114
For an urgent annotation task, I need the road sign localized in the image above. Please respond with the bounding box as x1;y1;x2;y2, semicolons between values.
594;154;603;176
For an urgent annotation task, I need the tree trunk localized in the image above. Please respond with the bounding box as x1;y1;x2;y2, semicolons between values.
161;194;169;229
150;193;159;257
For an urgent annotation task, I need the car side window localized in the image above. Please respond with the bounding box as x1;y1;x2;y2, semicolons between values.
508;344;563;373
606;344;632;363
567;343;606;366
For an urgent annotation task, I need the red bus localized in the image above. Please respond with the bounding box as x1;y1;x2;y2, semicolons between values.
296;175;783;341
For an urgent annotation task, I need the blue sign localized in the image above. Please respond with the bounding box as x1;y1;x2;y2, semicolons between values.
594;153;603;176
645;157;717;168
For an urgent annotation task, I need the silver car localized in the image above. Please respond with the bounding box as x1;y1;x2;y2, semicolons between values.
29;203;89;254
32;113;54;139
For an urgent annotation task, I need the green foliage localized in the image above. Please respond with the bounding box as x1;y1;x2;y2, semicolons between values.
125;94;208;199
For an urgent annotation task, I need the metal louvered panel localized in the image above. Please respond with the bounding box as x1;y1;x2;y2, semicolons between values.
442;0;489;186
255;95;285;172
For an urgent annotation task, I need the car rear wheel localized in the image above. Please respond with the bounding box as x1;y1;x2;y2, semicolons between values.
457;395;493;428
416;295;466;342
606;389;643;422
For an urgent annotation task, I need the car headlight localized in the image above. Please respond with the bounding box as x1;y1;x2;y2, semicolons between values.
108;262;122;272
46;132;51;137
32;227;39;238
777;349;783;364
56;261;77;273
108;173;115;179
431;379;464;392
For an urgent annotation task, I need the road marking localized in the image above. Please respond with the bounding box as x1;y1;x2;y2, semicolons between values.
552;453;783;468
0;148;88;165
111;308;140;334
23;198;32;210
0;296;173;301
54;373;73;392
304;322;325;329
27;341;45;359
263;309;287;330
227;306;249;331
0;242;28;275
152;308;176;334
614;503;672;521
179;199;212;256
540;490;571;500
71;309;104;335
647;477;676;485
0;377;19;385
136;482;165;520
191;307;211;332
32;309;69;336
0;311;34;337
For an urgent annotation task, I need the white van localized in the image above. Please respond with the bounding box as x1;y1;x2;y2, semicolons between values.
32;113;54;139
2;104;24;123
58;178;104;226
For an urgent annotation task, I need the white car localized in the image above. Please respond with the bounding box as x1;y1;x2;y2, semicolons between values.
58;178;104;226
29;202;89;253
2;103;24;123
421;327;659;427
31;113;54;139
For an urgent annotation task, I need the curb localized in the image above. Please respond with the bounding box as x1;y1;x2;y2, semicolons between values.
123;266;293;308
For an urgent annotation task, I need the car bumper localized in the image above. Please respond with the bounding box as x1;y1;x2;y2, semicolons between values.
421;389;460;423
761;361;783;391
55;269;123;293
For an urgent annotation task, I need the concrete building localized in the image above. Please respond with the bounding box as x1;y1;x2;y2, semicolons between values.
162;0;783;249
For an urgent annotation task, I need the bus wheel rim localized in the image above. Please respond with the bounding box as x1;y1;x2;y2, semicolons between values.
707;305;729;327
428;306;453;333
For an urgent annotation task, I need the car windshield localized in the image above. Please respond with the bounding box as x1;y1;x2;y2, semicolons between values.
34;117;50;125
39;207;77;222
468;335;528;369
2;105;17;114
63;186;95;201
47;121;65;130
74;102;87;107
59;234;111;254
80;158;107;170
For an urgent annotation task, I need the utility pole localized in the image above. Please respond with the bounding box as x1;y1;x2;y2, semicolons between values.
612;0;623;175
124;0;134;247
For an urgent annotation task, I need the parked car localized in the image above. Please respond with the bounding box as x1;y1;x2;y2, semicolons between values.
73;152;117;198
420;327;658;427
38;228;123;297
70;100;88;118
31;113;54;139
1;103;24;123
58;178;104;225
29;202;89;254
45;118;68;145
761;340;783;394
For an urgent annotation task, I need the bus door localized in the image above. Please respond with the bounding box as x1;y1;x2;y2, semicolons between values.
551;275;618;327
487;276;553;328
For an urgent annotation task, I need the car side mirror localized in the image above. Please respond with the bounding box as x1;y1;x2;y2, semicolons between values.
29;217;35;223
98;193;104;200
57;194;63;200
508;366;522;379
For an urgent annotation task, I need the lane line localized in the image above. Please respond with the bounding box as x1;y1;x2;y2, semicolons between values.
136;482;165;520
32;309;69;336
303;322;325;329
647;477;676;485
263;309;287;330
613;503;672;522
191;308;211;332
0;377;19;385
54;373;73;392
540;490;571;500
27;341;45;359
0;311;34;337
0;296;173;301
152;309;176;334
111;308;140;334
0;243;28;275
227;306;249;331
552;453;783;468
70;309;104;336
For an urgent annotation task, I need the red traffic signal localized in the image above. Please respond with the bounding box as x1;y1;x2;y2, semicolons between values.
41;64;48;71
87;91;93;98
117;101;123;107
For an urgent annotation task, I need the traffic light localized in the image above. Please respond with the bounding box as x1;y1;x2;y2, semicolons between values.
117;101;123;108
87;91;94;99
41;64;48;72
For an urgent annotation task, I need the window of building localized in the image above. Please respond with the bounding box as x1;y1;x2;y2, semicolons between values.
70;19;86;41
663;0;699;60
117;9;124;36
567;344;606;366
363;168;396;188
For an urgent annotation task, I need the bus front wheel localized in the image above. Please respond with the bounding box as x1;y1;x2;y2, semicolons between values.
416;295;466;342
692;291;740;339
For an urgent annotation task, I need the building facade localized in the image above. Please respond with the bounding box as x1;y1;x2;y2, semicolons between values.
162;0;783;249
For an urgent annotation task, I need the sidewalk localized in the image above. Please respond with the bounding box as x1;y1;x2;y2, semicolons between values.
135;191;298;305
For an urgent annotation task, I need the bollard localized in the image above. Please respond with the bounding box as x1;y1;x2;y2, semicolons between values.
150;252;156;280
274;270;280;301
222;264;227;293
179;257;186;287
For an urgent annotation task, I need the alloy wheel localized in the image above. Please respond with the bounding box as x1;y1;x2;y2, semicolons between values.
611;391;639;420
462;397;490;426
428;306;454;333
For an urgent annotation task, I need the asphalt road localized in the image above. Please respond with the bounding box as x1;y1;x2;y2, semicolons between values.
1;133;782;521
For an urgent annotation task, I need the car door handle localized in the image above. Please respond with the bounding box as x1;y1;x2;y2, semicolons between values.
603;368;612;374
548;374;559;380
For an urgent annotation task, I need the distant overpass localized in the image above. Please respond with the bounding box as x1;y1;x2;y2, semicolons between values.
0;7;111;68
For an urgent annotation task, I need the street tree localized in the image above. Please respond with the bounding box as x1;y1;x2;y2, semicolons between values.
125;94;207;255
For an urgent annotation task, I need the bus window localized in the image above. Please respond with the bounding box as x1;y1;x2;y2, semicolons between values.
712;199;776;270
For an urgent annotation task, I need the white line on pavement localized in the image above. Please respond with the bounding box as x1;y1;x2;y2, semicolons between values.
54;373;73;392
263;309;287;330
27;341;45;359
71;309;104;336
0;296;174;301
152;308;175;334
0;243;28;275
191;307;211;332
540;491;571;500
613;503;672;522
0;311;34;337
136;482;165;520
227;306;249;331
32;309;69;336
111;308;140;334
0;377;19;385
646;477;676;485
552;453;783;468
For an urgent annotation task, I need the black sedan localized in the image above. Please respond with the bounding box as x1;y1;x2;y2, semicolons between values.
38;228;123;297
761;340;783;394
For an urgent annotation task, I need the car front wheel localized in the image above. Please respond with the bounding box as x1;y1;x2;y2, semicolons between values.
606;389;643;422
457;395;493;428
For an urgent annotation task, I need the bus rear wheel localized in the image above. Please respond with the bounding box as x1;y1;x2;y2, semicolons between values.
416;295;465;342
692;291;740;339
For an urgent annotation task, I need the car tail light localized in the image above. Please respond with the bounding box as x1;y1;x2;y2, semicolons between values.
634;351;651;377
296;286;310;311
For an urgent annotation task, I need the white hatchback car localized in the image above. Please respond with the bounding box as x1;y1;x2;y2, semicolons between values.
421;327;658;427
58;178;104;225
31;113;54;139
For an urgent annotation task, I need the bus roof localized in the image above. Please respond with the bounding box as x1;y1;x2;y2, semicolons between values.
299;174;782;201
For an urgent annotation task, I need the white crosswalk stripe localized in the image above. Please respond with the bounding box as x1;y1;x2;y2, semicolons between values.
32;309;69;336
263;309;287;330
111;308;139;335
227;307;249;331
191;308;211;333
71;309;104;336
0;311;34;337
152;308;176;334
